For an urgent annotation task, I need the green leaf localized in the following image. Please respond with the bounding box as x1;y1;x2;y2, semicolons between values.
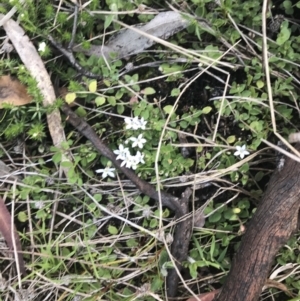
126;238;138;248
255;171;265;181
108;96;116;106
18;211;28;222
226;135;236;144
163;105;175;115
142;87;156;95
256;80;264;88
283;0;293;14
104;15;114;29
103;79;111;87
108;225;118;235
65;92;76;104
75;107;87;117
276;26;291;45
180;120;188;129
150;218;158;228
89;80;97;93
232;208;241;214
60;161;74;168
95;96;106;106
52;152;62;164
202;106;212;114
117;104;124;114
224;210;238;221
171;88;180;96
151;276;163;292
189;262;198;279
208;212;222;223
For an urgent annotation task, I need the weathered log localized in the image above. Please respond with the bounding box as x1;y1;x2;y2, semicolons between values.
215;144;300;301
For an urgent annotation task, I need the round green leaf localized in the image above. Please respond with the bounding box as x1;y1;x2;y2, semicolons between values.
95;97;106;106
256;80;264;88
226;135;236;144
163;105;174;115
142;87;156;95
89;80;97;93
232;208;241;214
108;96;116;106
18;211;28;222
108;225;118;235
208;212;221;223
65;92;76;104
171;88;180;97
202;106;212;114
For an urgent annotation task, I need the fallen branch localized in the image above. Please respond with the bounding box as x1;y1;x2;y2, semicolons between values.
215;143;300;301
73;11;190;60
166;187;193;298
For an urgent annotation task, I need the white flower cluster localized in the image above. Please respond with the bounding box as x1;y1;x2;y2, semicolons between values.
124;116;147;130
96;116;147;178
114;117;147;170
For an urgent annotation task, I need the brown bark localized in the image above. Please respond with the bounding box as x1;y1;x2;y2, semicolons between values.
215;145;300;301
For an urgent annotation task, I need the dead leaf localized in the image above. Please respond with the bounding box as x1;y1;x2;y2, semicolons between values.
129;95;139;105
186;289;220;301
263;279;295;297
0;197;26;274
0;75;32;108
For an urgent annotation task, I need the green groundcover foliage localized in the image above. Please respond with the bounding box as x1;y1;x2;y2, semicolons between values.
0;0;300;300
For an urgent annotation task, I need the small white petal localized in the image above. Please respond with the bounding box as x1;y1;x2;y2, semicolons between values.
107;171;115;178
38;42;46;52
138;117;147;130
114;144;129;161
124;117;133;129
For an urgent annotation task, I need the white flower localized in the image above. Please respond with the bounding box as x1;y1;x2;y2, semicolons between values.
124;116;147;130
119;151;145;170
124;117;134;129
130;156;140;170
34;201;45;209
132;116;142;130
125;117;139;130
234;145;250;159
138;117;147;130
114;144;129;161
129;134;147;149
142;207;152;218
95;166;115;178
134;151;145;164
121;154;135;169
38;42;46;53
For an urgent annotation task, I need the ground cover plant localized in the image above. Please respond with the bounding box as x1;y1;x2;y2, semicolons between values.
1;0;300;300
